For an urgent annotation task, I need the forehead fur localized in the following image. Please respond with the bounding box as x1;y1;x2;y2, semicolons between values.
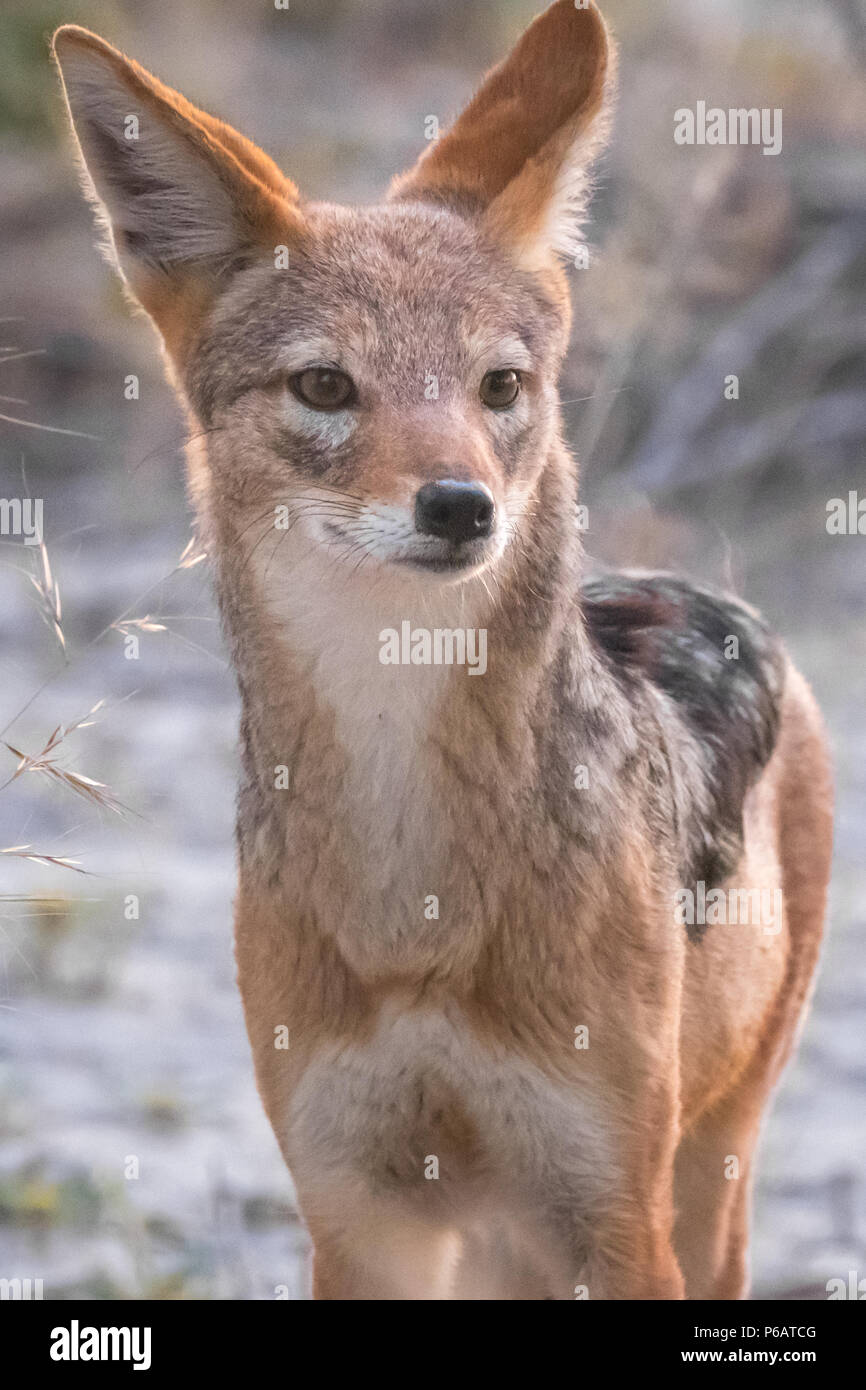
186;202;568;421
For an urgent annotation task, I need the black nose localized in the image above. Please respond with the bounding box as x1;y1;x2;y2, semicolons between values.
414;480;495;544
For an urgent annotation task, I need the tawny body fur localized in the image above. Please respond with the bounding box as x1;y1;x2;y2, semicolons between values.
55;1;832;1300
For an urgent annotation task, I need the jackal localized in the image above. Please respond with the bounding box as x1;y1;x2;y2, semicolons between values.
55;1;832;1299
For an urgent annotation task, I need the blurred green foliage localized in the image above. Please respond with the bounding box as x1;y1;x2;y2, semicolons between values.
0;2;70;140
0;1163;105;1228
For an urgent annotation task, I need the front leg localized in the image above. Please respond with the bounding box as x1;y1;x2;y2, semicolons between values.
513;1066;686;1299
580;1093;685;1299
580;1207;685;1300
303;1192;461;1300
523;1182;685;1301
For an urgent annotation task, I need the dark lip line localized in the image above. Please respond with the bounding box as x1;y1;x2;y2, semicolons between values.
393;552;482;573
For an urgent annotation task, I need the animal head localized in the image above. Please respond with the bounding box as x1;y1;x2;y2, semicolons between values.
54;2;614;593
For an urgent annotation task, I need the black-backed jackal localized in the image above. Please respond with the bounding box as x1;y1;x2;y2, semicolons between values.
55;1;832;1299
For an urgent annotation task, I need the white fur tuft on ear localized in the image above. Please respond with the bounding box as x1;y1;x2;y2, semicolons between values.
547;137;603;263
57;47;257;280
53;27;300;295
389;0;615;274
60;51;241;270
501;104;613;273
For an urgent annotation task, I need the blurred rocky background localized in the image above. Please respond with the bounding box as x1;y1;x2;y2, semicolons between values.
0;0;864;1298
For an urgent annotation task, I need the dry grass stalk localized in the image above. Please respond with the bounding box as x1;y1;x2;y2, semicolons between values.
1;518;207;881
0;847;86;875
1;698;128;818
28;542;66;656
111;615;167;635
177;536;207;569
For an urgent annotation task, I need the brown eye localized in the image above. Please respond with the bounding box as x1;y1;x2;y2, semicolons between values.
290;367;356;411
480;368;521;410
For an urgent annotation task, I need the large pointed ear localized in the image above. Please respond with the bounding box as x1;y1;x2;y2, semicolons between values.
389;0;614;273
52;27;305;331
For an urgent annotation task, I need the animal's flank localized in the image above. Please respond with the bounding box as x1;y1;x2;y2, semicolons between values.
581;584;682;668
583;573;787;894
